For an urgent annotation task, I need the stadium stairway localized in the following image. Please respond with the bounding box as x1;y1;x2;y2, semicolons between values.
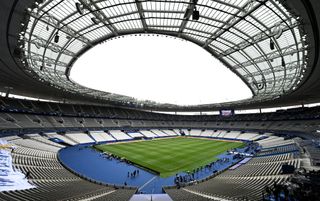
0;130;302;201
0;136;136;201
166;150;301;201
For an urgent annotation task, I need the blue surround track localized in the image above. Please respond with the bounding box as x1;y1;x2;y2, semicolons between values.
58;140;253;194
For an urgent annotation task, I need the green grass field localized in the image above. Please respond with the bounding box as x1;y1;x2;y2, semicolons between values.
94;137;244;177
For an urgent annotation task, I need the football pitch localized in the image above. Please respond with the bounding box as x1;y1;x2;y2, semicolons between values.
94;137;244;177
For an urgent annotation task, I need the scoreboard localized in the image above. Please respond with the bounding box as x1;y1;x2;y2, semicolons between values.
219;109;234;117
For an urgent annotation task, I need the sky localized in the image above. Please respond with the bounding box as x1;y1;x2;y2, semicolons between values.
70;35;252;106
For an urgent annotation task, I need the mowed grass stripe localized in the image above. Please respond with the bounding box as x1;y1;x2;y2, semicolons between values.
96;139;236;174
94;137;244;177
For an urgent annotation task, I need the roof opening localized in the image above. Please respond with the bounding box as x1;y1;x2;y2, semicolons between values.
70;35;252;106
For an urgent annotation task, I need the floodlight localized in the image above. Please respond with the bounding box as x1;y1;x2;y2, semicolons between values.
270;38;275;50
75;2;84;15
54;32;59;43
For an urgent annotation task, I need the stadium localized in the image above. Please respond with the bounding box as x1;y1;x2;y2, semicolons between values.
0;0;320;200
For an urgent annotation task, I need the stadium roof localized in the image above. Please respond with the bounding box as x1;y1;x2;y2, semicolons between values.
0;0;319;111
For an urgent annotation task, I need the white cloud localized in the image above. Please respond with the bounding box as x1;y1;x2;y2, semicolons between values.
70;35;252;106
